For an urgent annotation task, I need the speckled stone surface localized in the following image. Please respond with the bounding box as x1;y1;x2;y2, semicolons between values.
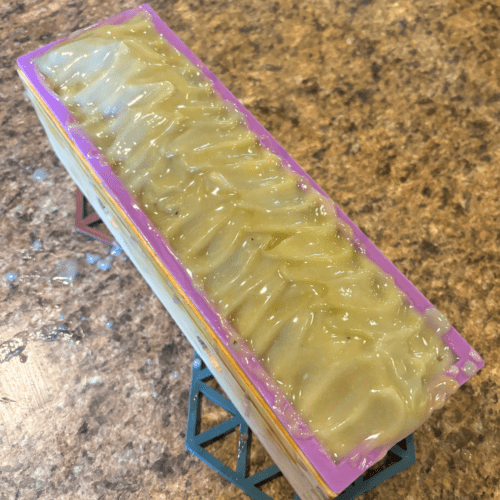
1;0;499;499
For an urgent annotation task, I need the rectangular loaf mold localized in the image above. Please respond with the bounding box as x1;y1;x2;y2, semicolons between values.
17;5;485;499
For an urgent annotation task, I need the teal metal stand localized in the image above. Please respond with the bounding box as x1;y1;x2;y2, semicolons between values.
186;352;416;500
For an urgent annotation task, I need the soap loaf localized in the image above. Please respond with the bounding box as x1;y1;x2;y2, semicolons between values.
18;5;484;499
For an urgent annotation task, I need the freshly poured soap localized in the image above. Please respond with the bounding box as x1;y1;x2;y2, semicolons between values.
36;12;459;462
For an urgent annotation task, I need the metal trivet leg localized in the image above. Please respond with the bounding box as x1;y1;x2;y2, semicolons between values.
186;352;416;500
75;188;115;246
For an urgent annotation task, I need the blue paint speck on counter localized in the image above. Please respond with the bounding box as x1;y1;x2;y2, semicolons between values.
33;168;49;181
97;255;113;271
105;321;114;329
110;245;123;256
32;240;43;251
6;271;18;282
85;253;100;264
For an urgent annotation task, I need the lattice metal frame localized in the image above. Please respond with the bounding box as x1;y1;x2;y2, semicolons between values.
186;352;416;500
75;188;115;246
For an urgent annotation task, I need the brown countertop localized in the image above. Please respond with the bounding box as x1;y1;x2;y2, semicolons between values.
1;0;498;499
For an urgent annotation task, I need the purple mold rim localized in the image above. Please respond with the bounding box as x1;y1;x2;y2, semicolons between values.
16;4;485;495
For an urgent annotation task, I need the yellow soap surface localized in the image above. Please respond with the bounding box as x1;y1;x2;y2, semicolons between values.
36;12;459;462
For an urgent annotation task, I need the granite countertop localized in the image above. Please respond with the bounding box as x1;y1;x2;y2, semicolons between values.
1;0;499;499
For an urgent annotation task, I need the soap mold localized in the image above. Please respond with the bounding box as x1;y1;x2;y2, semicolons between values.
17;4;484;498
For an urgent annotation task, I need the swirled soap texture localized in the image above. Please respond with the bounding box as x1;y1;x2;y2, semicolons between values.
36;12;459;462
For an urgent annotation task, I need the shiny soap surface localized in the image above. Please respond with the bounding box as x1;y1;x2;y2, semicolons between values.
36;12;459;462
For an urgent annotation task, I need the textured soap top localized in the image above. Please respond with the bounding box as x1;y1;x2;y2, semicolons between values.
35;12;460;462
